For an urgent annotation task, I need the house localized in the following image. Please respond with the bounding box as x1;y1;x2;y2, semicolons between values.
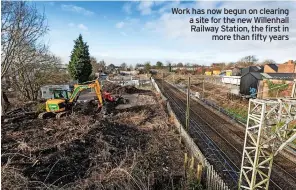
225;70;232;76
196;67;203;74
204;69;212;76
264;64;278;73
212;67;221;75
241;66;264;76
212;63;225;68
278;60;295;73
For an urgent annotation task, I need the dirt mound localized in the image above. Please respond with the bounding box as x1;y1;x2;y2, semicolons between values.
103;81;149;95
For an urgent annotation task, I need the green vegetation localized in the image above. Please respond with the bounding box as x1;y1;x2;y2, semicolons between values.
267;80;288;97
225;107;248;123
156;61;163;69
68;34;92;83
144;62;151;73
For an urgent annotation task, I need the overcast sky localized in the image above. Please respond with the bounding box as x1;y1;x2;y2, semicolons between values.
36;1;296;66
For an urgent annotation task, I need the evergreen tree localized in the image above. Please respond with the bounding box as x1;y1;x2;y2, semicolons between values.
68;34;92;83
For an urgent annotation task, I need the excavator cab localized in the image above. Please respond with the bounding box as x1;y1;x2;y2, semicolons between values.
53;89;71;99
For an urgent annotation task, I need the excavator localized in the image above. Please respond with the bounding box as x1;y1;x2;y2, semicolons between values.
38;79;125;119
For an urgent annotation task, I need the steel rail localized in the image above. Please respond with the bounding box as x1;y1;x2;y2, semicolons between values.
172;82;296;184
157;79;285;189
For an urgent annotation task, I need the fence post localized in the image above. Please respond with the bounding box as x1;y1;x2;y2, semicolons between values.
197;163;202;184
184;153;188;177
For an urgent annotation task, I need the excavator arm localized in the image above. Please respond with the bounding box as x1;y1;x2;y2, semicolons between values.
69;80;103;107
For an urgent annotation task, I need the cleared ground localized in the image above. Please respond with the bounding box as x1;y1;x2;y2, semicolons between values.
1;84;188;190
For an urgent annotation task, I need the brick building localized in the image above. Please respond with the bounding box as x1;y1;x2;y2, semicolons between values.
278;60;295;73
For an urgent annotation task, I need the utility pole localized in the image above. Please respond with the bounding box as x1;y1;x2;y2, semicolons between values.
162;72;164;91
202;79;205;99
173;72;175;84
186;77;190;131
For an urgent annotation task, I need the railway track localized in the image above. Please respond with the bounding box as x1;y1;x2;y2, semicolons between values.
155;79;296;189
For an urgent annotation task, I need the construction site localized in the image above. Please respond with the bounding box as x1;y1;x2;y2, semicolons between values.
2;81;190;189
1;1;296;190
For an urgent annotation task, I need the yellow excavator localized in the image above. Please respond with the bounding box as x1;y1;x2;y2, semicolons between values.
38;79;124;119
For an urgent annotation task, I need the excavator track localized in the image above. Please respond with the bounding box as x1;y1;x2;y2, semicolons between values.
55;111;69;119
38;112;56;119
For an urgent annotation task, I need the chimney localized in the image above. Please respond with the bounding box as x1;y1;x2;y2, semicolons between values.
288;60;293;64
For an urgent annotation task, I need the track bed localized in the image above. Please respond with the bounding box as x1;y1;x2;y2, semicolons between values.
156;79;296;189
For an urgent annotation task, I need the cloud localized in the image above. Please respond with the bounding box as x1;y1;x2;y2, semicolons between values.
143;1;296;63
123;3;132;14
61;4;94;16
115;21;125;28
138;1;154;15
78;24;88;31
68;23;88;31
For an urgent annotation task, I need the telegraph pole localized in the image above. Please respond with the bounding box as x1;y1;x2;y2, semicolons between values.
162;72;164;91
186;77;190;131
202;79;205;99
173;72;175;84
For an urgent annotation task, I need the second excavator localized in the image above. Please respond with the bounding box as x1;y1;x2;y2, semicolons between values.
38;79;125;119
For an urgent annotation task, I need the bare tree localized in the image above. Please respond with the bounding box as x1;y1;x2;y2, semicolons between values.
144;62;151;73
98;60;106;72
237;55;258;67
226;62;235;69
261;59;276;65
1;1;48;78
90;56;99;75
10;45;63;100
1;1;48;111
156;61;163;69
177;62;183;67
121;62;127;70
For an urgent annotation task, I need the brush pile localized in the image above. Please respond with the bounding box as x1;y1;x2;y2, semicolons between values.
103;81;149;95
2;89;188;190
